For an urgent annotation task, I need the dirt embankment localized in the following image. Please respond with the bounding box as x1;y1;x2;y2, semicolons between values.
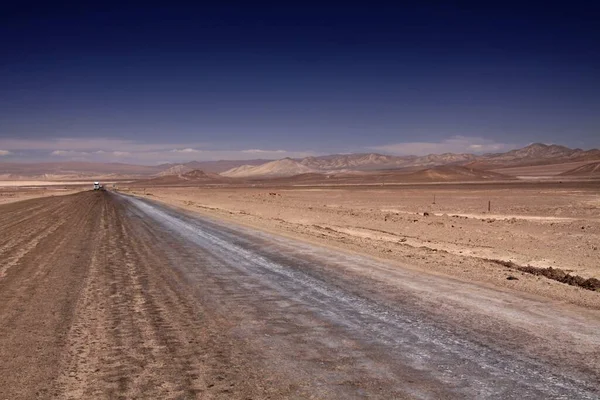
488;259;600;291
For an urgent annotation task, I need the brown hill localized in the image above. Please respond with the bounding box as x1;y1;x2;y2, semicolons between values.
559;161;600;176
300;154;414;170
489;161;598;177
157;159;270;174
222;144;600;175
156;164;195;176
298;152;477;171
221;158;317;178
402;166;513;182
471;143;600;169
409;153;478;167
249;166;510;185
131;170;232;186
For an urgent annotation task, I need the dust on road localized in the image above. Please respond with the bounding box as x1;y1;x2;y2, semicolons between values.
0;191;599;399
0;192;280;399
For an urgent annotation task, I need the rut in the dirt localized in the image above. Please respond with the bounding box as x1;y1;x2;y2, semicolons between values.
0;193;103;398
1;191;599;400
0;192;284;400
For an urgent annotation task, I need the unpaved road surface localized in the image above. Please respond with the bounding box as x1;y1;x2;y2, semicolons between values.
1;191;599;399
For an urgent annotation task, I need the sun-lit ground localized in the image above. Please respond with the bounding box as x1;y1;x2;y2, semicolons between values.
0;186;83;205
122;181;600;308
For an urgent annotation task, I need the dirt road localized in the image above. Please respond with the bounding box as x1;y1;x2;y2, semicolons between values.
0;191;599;399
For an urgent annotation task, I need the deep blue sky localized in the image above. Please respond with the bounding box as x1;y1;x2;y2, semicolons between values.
1;2;598;163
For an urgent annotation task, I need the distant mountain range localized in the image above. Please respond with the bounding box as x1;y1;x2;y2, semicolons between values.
220;143;600;178
0;161;163;180
221;158;317;178
131;169;232;186
1;143;599;180
156;159;269;175
466;143;600;169
0;159;270;180
298;152;479;171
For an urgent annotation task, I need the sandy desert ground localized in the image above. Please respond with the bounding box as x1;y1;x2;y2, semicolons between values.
123;181;600;308
1;183;599;398
0;185;83;205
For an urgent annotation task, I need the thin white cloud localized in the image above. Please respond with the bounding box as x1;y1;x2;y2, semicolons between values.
0;137;318;164
1;137;206;152
51;150;91;156
171;148;201;153
241;149;287;154
0;150;11;156
371;136;515;156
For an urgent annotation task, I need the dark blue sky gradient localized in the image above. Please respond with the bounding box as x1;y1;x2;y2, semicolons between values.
1;2;599;161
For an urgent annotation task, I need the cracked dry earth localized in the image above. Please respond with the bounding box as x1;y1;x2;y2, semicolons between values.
1;190;599;399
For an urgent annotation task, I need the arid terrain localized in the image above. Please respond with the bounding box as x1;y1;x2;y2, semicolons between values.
3;1;599;396
3;143;600;182
124;181;600;307
0;185;82;206
0;181;599;399
2;145;600;398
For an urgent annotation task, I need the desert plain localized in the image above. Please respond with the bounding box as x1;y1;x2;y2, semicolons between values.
124;179;600;307
1;156;600;399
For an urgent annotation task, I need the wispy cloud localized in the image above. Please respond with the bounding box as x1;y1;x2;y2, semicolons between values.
1;138;204;152
0;150;11;156
171;148;201;153
0;137;316;164
51;150;90;156
371;136;516;156
241;149;287;154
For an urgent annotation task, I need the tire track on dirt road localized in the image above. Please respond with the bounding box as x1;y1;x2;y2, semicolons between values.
53;192;287;399
0;198;70;262
1;191;283;399
0;192;101;399
121;193;600;399
0;194;96;271
1;191;599;399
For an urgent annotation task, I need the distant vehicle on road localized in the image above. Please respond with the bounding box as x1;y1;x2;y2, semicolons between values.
93;182;104;190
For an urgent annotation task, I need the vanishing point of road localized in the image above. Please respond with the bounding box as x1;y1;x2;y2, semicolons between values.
0;191;598;399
